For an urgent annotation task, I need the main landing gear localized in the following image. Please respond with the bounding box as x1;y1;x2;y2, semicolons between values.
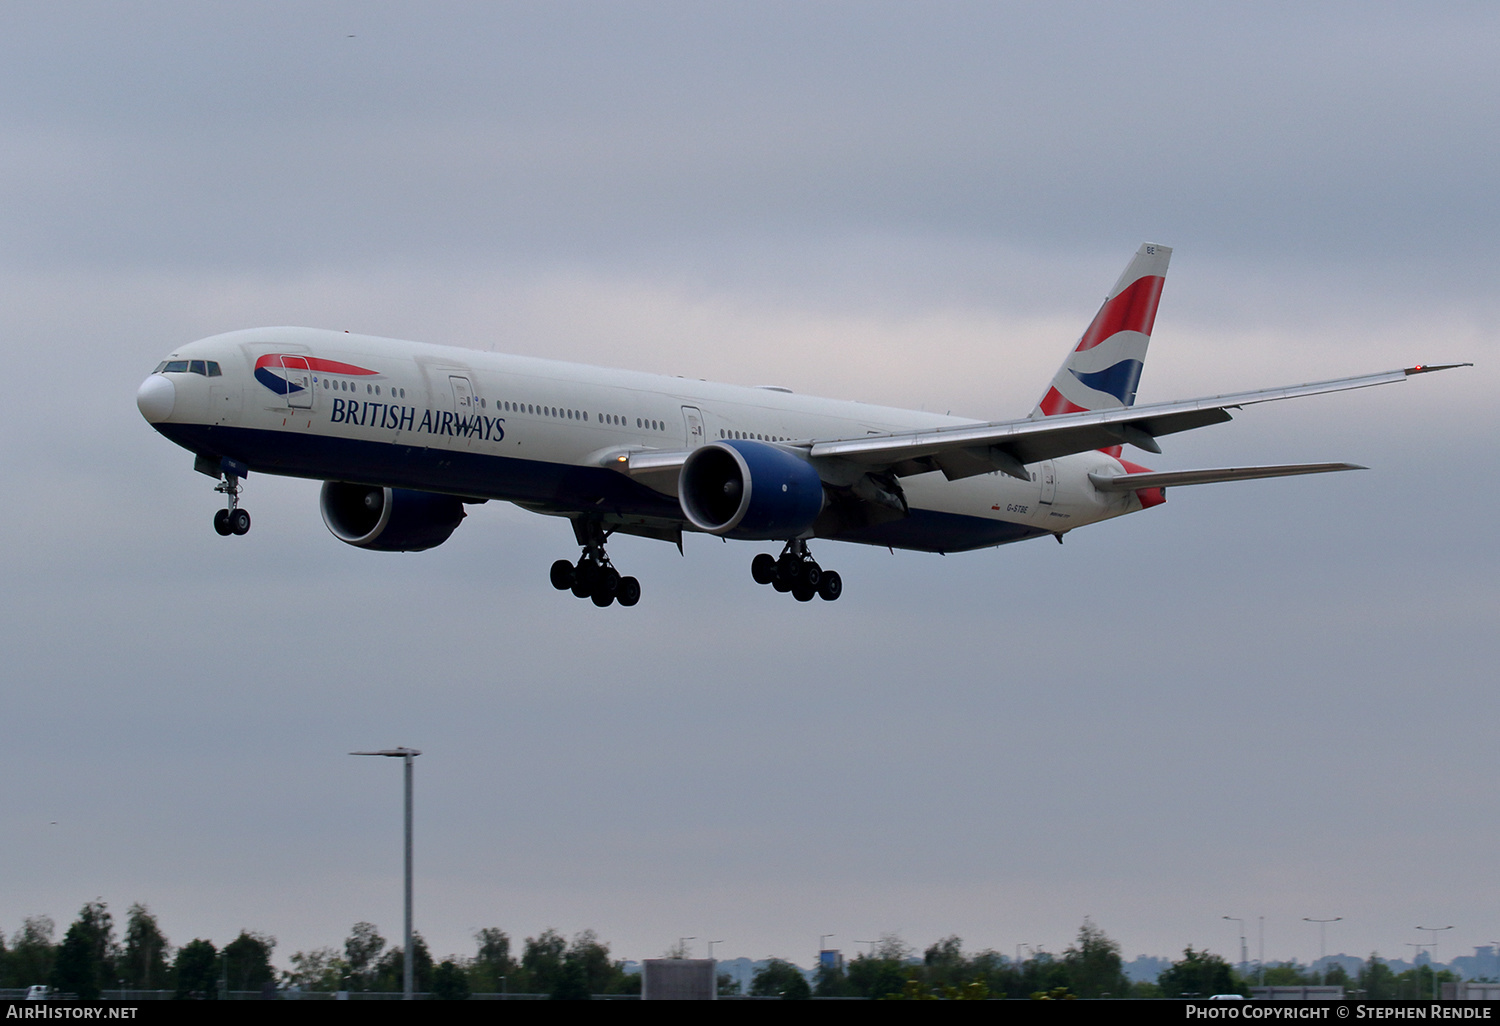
751;539;841;602
550;521;640;608
211;472;251;537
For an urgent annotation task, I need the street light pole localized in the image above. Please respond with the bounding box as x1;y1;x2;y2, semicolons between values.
1416;926;1453;999
1223;917;1248;979
1302;917;1342;983
352;747;422;1000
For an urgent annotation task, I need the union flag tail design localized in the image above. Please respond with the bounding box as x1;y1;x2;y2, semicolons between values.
1031;243;1171;419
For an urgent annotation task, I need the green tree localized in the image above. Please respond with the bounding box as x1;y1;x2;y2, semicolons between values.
9;917;57;989
375;931;433;993
343;922;385;991
282;947;346;992
550;956;590;1000
964;950;1017;996
846;934;911;999
1159;946;1239;998
750;959;811;999
173;939;218;999
564;930;626;996
120;904;170;991
519;928;566;995
222;931;276;993
1062;919;1129;998
1324;961;1352;990
468;928;512;993
1262;961;1312;985
813;961;855;996
923;935;967;988
1394;963;1454;1000
884;974;939;1000
1358;954;1395;999
50;901;114;1000
1017;950;1070;997
431;959;471;1000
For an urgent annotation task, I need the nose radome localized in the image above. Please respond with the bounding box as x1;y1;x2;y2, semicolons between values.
137;374;175;422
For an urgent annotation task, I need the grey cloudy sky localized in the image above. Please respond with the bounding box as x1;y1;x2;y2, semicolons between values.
1;2;1495;972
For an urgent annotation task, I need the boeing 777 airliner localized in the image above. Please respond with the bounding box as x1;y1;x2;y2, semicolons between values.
136;244;1465;607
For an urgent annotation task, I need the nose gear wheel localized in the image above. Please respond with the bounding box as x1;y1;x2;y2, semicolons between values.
211;471;251;536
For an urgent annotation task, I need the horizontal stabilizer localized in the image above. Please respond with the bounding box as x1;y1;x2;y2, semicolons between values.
1089;462;1365;492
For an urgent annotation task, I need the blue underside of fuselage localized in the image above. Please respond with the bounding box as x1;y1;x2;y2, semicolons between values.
156;423;1048;553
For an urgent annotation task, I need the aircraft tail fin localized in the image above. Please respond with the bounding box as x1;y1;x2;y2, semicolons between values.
1031;243;1171;418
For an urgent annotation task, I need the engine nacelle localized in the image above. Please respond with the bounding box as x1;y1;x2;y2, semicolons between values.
679;440;825;539
320;482;466;551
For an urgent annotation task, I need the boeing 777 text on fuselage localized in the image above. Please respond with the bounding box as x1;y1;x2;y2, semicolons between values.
136;244;1466;606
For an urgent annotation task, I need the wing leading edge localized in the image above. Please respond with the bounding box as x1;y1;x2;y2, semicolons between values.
806;363;1470;481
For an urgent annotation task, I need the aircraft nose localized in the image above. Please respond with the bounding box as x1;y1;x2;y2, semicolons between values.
136;374;175;422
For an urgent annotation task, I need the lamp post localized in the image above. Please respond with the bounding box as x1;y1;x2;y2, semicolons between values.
1416;926;1453;999
1223;917;1248;979
352;747;421;1000
1302;917;1342;983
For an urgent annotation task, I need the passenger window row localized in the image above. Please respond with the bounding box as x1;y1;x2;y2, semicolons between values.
497;400;668;432
319;378;406;399
720;429;789;442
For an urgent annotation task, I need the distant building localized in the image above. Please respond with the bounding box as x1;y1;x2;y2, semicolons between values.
642;959;716;1001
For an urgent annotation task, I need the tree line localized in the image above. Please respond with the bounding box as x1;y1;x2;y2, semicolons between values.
0;901;636;1000
0;902;1468;999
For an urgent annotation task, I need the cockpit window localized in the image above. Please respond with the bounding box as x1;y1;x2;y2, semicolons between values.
157;360;222;376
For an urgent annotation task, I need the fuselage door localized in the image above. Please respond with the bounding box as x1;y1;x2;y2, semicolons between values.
448;375;477;445
450;376;474;414
1039;459;1058;505
280;356;313;409
681;406;705;449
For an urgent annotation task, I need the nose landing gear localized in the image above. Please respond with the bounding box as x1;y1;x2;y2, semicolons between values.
752;539;841;601
550;520;640;608
212;472;251;536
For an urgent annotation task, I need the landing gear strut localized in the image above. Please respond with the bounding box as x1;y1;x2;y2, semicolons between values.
212;473;250;536
752;539;841;601
549;520;640;608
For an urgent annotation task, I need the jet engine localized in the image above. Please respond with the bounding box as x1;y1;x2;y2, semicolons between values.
320;482;466;551
679;440;825;540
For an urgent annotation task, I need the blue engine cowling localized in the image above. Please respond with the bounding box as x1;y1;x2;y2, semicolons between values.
320;482;466;551
678;440;825;540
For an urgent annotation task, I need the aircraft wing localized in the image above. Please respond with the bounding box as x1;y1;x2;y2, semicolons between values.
613;363;1467;492
806;364;1469;481
1088;462;1365;492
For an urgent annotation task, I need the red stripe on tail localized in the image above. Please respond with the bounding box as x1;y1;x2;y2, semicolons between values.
1038;386;1088;417
1073;274;1165;352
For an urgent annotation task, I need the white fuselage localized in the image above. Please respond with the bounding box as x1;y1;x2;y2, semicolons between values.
140;327;1145;552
